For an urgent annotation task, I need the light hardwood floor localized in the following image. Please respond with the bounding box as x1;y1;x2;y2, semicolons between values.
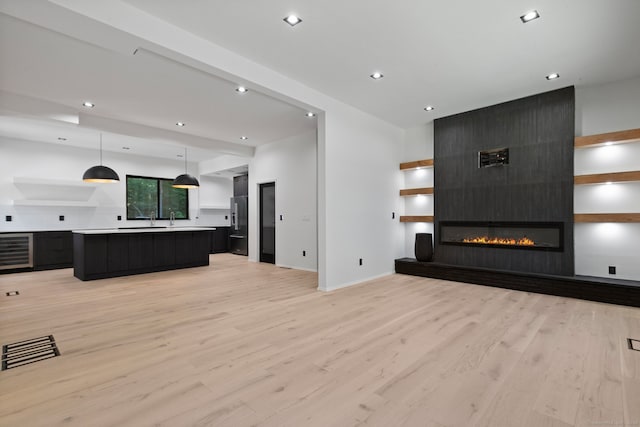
1;254;639;427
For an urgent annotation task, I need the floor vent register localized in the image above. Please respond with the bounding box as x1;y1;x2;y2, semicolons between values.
1;335;60;371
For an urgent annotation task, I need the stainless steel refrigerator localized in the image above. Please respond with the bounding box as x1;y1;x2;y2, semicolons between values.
229;195;248;255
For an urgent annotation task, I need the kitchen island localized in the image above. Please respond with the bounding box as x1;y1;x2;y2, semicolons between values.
73;227;215;281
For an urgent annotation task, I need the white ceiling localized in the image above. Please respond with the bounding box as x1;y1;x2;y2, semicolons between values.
0;9;316;161
125;0;640;127
1;0;640;162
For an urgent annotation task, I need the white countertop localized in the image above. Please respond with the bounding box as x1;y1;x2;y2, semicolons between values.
73;227;216;234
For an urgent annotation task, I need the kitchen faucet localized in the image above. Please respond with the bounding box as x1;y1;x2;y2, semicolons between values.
150;211;156;226
169;211;175;226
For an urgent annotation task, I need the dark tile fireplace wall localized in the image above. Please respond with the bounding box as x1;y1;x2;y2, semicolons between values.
434;87;575;275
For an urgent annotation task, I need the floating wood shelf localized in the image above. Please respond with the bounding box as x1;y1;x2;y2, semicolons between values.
574;213;640;223
574;171;640;185
575;128;640;148
400;215;434;223
399;187;434;196
400;159;433;170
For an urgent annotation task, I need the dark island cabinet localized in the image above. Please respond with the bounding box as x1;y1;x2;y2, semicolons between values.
73;229;212;281
107;234;130;273
128;234;154;270
34;231;73;270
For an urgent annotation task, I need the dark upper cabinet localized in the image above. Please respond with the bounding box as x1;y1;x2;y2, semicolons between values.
233;174;248;197
34;231;73;270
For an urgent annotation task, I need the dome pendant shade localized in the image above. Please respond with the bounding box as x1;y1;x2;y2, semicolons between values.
83;133;120;183
173;148;199;188
83;165;120;183
172;173;200;189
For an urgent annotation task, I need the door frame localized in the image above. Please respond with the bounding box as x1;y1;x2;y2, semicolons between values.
259;181;276;264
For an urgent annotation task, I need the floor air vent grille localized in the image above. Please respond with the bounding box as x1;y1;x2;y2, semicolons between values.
1;335;60;371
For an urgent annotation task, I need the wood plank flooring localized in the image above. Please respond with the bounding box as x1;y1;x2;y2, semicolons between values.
1;254;639;426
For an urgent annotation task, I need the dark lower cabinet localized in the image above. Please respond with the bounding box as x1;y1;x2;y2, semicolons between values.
153;233;175;267
34;231;73;270
128;234;154;270
74;234;108;278
211;227;230;253
74;230;211;281
107;234;129;273
175;232;193;265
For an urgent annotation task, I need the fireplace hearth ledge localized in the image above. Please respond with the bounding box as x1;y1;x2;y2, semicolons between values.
394;258;640;308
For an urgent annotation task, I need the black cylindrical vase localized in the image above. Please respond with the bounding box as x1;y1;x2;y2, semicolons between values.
415;233;433;262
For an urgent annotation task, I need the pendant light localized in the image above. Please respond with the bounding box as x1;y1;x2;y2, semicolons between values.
172;148;199;189
83;133;120;183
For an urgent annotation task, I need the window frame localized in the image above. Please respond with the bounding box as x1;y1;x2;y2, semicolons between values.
125;174;190;221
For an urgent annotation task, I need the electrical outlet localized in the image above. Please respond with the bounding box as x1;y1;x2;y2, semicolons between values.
5;215;12;222
303;250;306;256
225;215;228;220
59;215;65;221
609;266;616;275
117;215;122;221
392;212;395;219
280;214;283;221
359;258;363;266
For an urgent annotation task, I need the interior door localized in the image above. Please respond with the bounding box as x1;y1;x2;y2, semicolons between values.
260;182;276;264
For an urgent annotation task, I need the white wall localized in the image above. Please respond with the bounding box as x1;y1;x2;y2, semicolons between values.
197;175;232;226
574;76;640;280
0;137;230;231
248;131;317;271
320;109;405;290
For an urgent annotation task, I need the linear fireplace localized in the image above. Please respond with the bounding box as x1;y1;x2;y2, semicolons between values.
439;221;563;252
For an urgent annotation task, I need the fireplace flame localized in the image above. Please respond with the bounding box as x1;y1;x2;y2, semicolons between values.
462;236;535;246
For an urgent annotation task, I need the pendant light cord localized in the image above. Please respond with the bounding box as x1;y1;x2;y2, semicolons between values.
184;147;188;173
100;133;103;166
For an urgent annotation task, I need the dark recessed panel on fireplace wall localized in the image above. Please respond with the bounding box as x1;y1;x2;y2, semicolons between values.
434;86;575;276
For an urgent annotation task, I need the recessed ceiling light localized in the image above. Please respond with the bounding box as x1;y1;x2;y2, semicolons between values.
305;112;316;118
546;73;560;80
424;106;435;112
57;137;67;141
283;15;302;26
370;72;384;80
176;122;186;127
240;136;248;140
520;10;540;23
82;101;95;108
605;181;613;185
236;86;248;93
604;141;613;146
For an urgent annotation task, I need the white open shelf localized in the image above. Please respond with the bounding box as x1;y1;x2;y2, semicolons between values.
12;176;99;207
199;205;230;210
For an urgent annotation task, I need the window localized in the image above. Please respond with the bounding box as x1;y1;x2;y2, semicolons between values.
126;175;189;220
